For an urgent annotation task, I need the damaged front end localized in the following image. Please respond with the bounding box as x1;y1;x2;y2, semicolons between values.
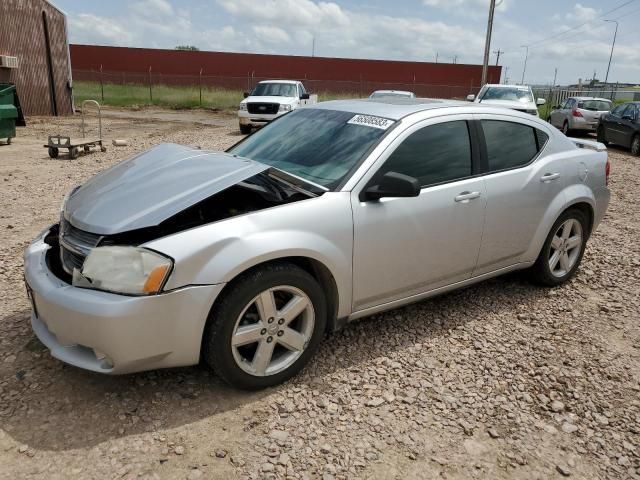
48;144;321;289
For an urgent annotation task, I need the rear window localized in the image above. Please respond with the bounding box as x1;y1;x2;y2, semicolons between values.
481;120;545;172
578;100;612;111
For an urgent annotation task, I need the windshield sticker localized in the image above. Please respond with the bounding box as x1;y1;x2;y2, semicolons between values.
348;114;395;130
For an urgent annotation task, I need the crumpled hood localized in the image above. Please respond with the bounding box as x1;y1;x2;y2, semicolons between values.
244;95;296;105
64;143;268;235
477;99;536;110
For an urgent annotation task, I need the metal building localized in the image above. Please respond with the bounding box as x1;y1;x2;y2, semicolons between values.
0;0;73;116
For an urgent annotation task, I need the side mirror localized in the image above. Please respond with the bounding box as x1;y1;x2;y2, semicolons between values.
466;94;475;102
536;98;546;106
300;93;310;100
361;172;421;201
243;92;250;98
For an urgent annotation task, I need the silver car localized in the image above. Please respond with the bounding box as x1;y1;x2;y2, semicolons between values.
24;99;610;389
549;97;612;135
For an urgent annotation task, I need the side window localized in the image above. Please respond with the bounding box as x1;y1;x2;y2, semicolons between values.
481;120;539;172
622;104;637;120
562;99;574;109
379;121;472;187
611;104;627;117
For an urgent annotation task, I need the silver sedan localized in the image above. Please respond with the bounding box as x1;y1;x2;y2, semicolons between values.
548;97;612;135
24;99;610;389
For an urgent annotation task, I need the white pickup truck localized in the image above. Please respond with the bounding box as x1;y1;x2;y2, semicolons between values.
238;80;317;134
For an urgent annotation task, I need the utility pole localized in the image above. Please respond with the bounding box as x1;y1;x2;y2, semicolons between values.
453;55;457;64
552;67;557;86
604;19;618;84
503;66;509;84
435;52;438;63
520;45;529;84
493;49;503;66
311;36;315;57
481;0;497;86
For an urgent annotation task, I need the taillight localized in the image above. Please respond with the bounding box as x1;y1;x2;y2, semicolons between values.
605;157;611;185
572;108;583;117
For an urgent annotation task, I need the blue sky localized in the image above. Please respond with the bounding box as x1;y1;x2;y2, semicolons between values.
53;0;640;85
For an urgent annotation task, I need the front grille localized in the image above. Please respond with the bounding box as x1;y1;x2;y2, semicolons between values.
59;218;102;275
247;102;279;115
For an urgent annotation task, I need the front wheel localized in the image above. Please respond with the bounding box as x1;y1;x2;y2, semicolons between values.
239;124;252;135
528;209;588;287
631;134;640;156
202;263;327;389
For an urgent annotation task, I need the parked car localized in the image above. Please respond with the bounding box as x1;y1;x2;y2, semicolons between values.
238;80;317;134
548;97;612;135
25;99;610;389
467;84;545;116
597;102;640;156
370;90;416;99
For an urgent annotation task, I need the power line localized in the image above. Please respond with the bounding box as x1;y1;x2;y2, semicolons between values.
524;0;636;49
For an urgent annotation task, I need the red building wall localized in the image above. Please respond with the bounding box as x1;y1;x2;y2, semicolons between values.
70;44;502;98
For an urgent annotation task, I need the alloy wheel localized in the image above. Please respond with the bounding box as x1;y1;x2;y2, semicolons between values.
231;286;315;377
548;218;583;278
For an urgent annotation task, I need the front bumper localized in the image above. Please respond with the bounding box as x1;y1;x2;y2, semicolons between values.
238;110;283;125
24;227;224;374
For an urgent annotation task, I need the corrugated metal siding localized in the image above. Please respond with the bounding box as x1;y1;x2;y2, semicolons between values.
70;45;502;92
0;0;73;116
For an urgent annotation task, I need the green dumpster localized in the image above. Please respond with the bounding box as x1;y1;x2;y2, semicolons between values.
0;84;18;145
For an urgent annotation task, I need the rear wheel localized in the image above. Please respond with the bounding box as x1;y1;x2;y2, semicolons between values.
202;263;327;389
528;209;587;287
239;124;252;135
69;147;79;159
631;134;640;156
562;121;571;136
48;147;59;159
597;126;609;145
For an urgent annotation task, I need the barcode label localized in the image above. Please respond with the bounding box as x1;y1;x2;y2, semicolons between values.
348;114;395;130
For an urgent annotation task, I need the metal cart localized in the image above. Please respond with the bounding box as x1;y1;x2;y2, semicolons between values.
45;100;107;159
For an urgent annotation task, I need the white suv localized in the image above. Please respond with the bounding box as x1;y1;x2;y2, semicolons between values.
468;84;545;116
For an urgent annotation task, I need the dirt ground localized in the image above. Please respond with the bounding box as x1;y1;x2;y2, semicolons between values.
0;108;638;480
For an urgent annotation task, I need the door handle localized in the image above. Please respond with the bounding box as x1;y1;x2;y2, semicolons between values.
540;172;560;183
454;191;481;203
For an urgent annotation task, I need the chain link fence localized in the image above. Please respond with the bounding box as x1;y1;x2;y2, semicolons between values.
72;69;482;108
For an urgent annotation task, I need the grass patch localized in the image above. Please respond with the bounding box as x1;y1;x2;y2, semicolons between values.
73;81;361;110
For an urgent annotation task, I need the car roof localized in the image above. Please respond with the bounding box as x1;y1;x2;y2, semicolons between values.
568;97;612;101
258;80;299;85
483;84;532;89
372;90;413;94
311;98;468;120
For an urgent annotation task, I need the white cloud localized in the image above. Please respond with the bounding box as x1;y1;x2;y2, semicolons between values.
422;0;509;13
218;0;350;27
252;26;291;44
569;3;599;23
69;13;135;45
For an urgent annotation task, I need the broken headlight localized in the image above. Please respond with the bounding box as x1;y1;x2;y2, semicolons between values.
73;246;173;295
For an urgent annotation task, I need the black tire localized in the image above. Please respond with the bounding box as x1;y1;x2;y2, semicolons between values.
48;147;59;159
528;209;588;287
239;124;252;135
6;137;11;145
562;121;571;137
631;134;640;156
202;262;327;389
597;126;609;145
83;145;91;153
69;147;79;159
100;145;107;153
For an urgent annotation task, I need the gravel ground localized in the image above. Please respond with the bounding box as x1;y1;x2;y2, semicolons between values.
0;108;638;480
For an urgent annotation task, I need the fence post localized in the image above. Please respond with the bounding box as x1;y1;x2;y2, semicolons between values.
199;68;203;106
148;66;153;103
99;64;104;102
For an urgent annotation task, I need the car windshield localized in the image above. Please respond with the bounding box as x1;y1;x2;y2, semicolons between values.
229;109;392;189
480;87;534;103
578;100;612;111
251;83;297;97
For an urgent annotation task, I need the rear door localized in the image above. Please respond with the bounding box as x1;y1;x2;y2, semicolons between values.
551;98;571;128
473;116;565;275
605;103;628;144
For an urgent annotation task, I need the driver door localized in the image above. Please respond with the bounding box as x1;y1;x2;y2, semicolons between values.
351;117;486;312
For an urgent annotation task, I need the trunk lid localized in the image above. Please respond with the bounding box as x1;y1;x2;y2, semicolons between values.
64;143;268;235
